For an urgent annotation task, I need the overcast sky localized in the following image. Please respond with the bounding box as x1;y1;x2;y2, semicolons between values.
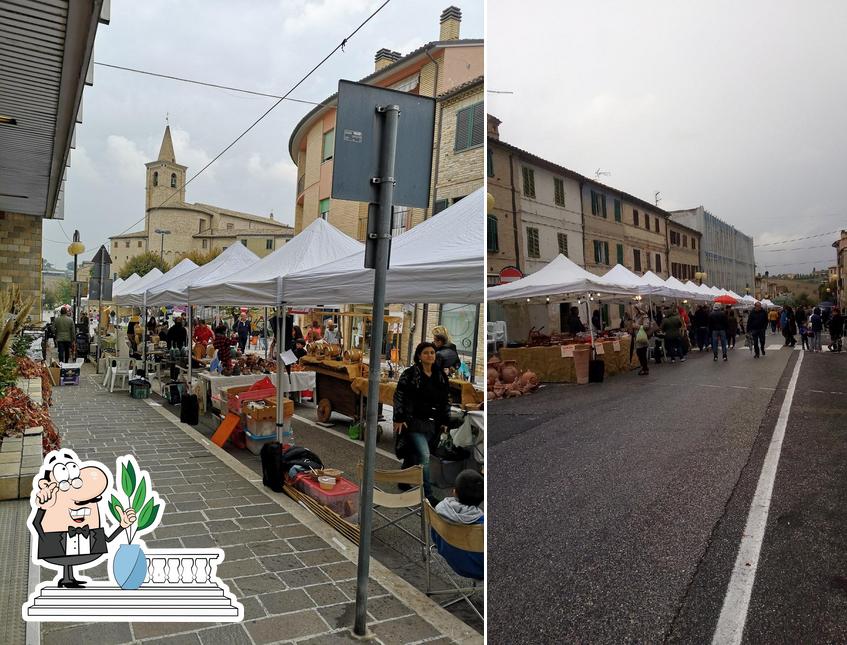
44;0;482;269
488;0;847;277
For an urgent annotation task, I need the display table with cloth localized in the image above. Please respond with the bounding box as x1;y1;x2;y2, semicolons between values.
350;377;484;409
498;336;633;383
201;371;316;411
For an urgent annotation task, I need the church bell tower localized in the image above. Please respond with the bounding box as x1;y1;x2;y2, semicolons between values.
145;125;187;210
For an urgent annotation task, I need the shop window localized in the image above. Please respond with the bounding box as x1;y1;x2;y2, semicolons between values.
487;215;499;252
526;227;540;258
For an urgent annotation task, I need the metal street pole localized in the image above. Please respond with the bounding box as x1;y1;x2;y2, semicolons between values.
354;102;399;637
96;251;104;373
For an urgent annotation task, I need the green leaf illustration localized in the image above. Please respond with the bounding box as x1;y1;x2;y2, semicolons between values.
121;461;136;498
109;494;123;524
132;477;147;513
137;498;155;530
142;503;161;531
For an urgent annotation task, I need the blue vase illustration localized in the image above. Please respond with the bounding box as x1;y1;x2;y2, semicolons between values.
113;543;147;590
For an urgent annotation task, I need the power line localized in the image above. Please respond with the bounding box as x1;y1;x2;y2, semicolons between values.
756;243;833;253
94;62;325;107
754;230;841;247
92;0;392;252
56;221;71;241
757;257;834;268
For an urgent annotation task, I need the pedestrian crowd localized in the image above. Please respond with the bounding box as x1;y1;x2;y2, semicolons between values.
627;301;844;376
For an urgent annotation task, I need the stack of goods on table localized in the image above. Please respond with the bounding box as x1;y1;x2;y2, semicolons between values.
213;377;294;454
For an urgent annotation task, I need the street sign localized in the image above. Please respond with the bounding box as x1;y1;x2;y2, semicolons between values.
88;277;112;301
331;80;435;208
499;266;524;284
90;246;112;277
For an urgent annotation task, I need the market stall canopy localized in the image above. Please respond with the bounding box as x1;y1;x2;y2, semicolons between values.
113;273;141;297
602;265;662;295
145;242;260;306
283;188;485;305
488;252;632;302
115;261;197;306
665;276;701;299
641;271;688;298
189;218;363;306
741;295;759;304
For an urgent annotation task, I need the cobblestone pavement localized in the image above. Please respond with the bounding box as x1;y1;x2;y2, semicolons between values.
11;366;480;645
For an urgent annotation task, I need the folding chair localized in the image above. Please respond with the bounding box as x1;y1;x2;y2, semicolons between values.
424;500;484;621
357;464;427;559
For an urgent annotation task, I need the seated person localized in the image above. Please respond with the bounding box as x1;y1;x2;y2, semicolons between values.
432;469;484;580
212;325;232;370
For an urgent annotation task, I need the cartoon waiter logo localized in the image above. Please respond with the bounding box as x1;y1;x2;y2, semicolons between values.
31;450;137;588
23;450;243;622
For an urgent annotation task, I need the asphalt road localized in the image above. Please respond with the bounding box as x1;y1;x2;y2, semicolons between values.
488;334;846;643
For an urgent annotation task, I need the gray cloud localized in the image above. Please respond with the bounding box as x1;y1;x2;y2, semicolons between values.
46;0;482;268
487;0;847;276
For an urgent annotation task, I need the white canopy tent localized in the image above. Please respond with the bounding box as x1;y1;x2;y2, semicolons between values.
640;271;689;299
189;218;363;306
112;273;141;298
601;264;663;296
145;243;260;306
488;254;632;303
282;188;485;305
115;260;198;307
113;269;162;304
665;276;701;300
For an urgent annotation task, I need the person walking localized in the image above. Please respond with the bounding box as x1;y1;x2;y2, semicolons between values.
54;307;75;364
661;308;684;363
393;342;450;506
693;305;710;351
828;307;843;352
709;303;729;362
727;308;739;350
809;307;824;352
747;301;768;358
634;316;652;375
42;316;56;362
768;308;778;334
782;306;797;348
235;312;251;354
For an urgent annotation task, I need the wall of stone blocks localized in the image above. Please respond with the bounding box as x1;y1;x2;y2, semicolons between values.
0;211;43;321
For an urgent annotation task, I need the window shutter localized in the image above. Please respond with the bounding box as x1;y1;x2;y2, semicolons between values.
616;243;624;265
601;195;607;217
487;148;494;177
487;215;499;251
470;102;484;147
557;233;568;256
454;106;470;151
603;241;610;264
614;199;621;222
656;254;662;273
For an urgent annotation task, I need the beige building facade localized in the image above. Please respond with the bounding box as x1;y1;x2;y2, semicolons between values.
110;126;293;277
667;220;702;281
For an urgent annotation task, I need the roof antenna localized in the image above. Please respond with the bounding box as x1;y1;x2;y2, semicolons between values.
595;168;611;179
655;191;661;206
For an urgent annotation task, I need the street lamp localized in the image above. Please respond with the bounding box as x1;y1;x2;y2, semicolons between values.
154;228;171;260
695;271;707;286
67;230;85;324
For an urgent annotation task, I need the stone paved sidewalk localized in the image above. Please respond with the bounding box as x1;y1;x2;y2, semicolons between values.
14;366;480;645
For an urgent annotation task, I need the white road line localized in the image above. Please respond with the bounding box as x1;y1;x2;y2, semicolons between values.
765;344;783;351
712;350;804;645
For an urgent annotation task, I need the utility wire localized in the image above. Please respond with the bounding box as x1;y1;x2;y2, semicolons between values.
756;243;834;253
754;230;841;247
94;62;325;107
757;257;834;268
92;0;392;251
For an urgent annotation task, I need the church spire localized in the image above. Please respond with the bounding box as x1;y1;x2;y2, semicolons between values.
157;125;176;163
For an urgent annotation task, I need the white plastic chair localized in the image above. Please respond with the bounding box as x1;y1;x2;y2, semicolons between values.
108;358;135;393
486;321;507;352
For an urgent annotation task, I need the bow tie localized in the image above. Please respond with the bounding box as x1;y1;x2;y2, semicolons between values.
67;525;90;538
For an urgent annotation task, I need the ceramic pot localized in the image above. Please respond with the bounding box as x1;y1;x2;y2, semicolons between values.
113;543;147;590
500;360;519;384
487;365;500;383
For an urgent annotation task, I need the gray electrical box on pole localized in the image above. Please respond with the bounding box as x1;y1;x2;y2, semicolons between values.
330;79;434;637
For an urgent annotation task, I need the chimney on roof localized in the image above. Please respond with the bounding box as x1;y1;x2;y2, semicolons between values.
440;6;461;40
374;48;401;71
487;114;501;140
269;211;274;220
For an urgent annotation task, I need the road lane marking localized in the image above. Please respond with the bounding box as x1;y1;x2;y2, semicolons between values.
712;350;804;645
765;344;784;350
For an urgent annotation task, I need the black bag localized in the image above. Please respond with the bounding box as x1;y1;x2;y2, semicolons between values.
180;394;199;425
588;359;605;383
170;364;179;381
279;446;323;478
261;442;285;492
394;428;408;460
164;381;184;404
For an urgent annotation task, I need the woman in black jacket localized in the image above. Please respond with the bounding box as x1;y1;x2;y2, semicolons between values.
393;342;450;504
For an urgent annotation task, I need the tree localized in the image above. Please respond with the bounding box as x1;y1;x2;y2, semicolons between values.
42;287;58;311
796;292;813;308
176;248;222;266
55;278;73;307
119;252;170;279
